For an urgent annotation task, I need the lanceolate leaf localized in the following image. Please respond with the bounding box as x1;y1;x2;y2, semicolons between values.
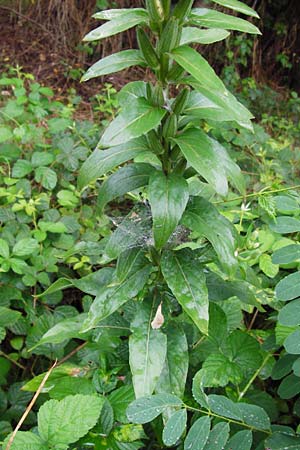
161;249;209;334
190;8;261;34
180;27;230;45
126;394;183;424
182;197;238;274
148;170;189;249
162;409;187;446
209;0;259;18
173;128;228;196
84;10;148;41
184;416;211;450
81;50;145;82
78;137;149;189
100;98;166;147
129;299;167;398
97;163;154;211
93;8;147;20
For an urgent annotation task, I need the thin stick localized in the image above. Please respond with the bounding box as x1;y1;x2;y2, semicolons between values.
0;351;26;370
5;360;57;450
56;341;88;366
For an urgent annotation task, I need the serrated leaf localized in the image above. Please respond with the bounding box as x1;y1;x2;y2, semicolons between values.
224;430;252;450
259;253;279;278
129;300;167;398
2;431;48;450
184;416;211;450
161;249;209;334
100;98;166;148
203;422;230;450
78;137;148;189
82;50;145;81
126;394;182;424
0;307;21;328
272;245;300;264
190;8;261;34
12;238;39;257
34;166;57;190
275;272;300;301
149;171;189;249
209;0;259;18
180;27;229;45
163;409;187;446
12;159;33;178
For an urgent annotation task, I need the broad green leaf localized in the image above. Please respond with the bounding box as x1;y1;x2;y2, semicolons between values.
129;300;167;398
237;403;271;430
279;300;300;326
202;352;243;387
31;151;54;167
93;8;147;20
0;239;9;258
184;416;211;450
209;0;259;18
126;394;183;424
156;323;189;398
109;385;135;423
163;409;187;447
171;45;225;93
173;128;228;195
274;195;300;214
161;249;209;334
0;307;21;328
180;27;229;45
265;432;300;450
37;278;73;297
278;374;300;399
81;250;151;332
12;159;33;178
272;245;300;264
272;354;297;380
34;166;57;190
224;430;252;450
269;216;300;234
259;253;279;278
84;10;148;41
12;238;39;257
33;314;88;347
2;431;48;450
100;98;166;147
208;395;242;421
78;137;149;189
203;422;230;450
192;370;210;408
38;394;104;446
183;90;231;121
224;331;262;377
0;126;13;143
182;197;237;274
190;8;261;34
275;272;300;301
82;50;145;82
74;268;115;295
21;363;83;392
97;163;153;212
148;171;189;249
118;81;148;107
284;330;300;355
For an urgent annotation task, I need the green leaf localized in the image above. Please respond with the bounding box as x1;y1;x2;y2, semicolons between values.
259;253;279;278
0;238;9;258
57;190;79;207
161;249;209;334
126;394;183;424
156;323;189;398
272;245;300;264
284;330;300;355
269;216;300;234
81;249;151;331
12;159;33;178
162;409;187;446
37;278;73;297
224;430;252;450
184;416;211;450
274;195;300;214
208;395;241;421
93;8;147;20
39;221;67;233
148;171;189;249
78;137;149;189
12;238;39;257
203;422;230;450
100;98;166;147
0;307;21;328
109;385;135;423
171;45;225;93
278;374;300;399
190;8;261;34
97;163;153;212
182;197;237;274
34;166;57;190
180;27;230;45
82;50;145;82
0;126;13;143
265;432;300;449
237;402;271;430
2;431;48;450
84;10;148;41
272;354;297;380
31;151;54;167
209;0;259;18
129;300;167;398
38;394;104;446
275;272;300;301
34;314;88;347
279;300;300;326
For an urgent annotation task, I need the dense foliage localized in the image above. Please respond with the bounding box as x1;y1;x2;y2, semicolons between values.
1;1;300;449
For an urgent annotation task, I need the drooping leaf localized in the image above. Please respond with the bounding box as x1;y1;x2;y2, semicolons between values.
82;50;145;82
84;10;148;41
129;300;167;398
126;394;183;424
162;409;187;446
209;0;259;18
180;27;230;45
203;422;230;450
97;163;154;211
148;170;189;249
182;197;237;274
190;8;261;34
78;137;149;189
224;430;252;450
100;98;166;147
161;249;209;334
275;272;300;302
184;416;211;450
